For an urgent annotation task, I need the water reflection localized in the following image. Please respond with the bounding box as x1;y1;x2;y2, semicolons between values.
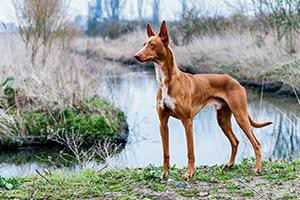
272;113;299;160
0;63;299;177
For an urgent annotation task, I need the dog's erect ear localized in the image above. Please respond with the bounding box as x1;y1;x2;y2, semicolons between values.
158;20;169;46
147;23;155;37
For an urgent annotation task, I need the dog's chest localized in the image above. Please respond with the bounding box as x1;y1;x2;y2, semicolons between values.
155;66;176;110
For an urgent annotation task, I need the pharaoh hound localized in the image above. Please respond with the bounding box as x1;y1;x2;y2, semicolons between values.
134;21;272;179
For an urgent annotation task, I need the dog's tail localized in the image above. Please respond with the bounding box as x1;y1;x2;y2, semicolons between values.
248;115;272;128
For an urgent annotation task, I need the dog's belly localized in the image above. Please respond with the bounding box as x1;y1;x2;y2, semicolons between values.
207;98;226;110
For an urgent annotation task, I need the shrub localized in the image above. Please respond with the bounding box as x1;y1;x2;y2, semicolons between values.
0;176;20;190
0;79;128;148
86;20;142;39
19;97;127;145
0;77;16;109
23;104;125;143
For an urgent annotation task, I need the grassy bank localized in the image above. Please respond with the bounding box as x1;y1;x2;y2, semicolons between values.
0;159;299;199
0;35;128;150
74;30;300;97
0;95;128;149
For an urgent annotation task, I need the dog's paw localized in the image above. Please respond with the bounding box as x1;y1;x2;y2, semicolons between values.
255;167;262;175
162;170;169;178
183;169;194;180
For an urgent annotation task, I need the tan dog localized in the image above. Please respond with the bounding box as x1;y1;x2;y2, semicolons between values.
134;21;272;179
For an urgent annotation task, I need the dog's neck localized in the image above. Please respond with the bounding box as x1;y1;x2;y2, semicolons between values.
155;46;181;86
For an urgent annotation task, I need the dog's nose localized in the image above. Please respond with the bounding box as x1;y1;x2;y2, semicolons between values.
134;54;141;62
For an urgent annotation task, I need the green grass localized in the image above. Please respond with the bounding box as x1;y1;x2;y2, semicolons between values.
20;97;127;145
242;189;254;197
0;78;128;148
0;159;299;199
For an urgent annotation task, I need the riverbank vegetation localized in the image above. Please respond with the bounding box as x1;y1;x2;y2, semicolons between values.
0;159;299;199
74;28;300;97
75;0;300;97
0;0;128;150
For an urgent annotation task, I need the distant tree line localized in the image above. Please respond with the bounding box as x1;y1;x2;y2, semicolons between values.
86;0;161;38
173;0;300;54
13;0;300;54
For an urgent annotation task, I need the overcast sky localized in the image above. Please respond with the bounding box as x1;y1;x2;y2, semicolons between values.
0;0;231;23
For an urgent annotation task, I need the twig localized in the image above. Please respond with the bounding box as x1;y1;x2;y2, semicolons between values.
35;169;50;182
98;164;108;172
1;20;6;30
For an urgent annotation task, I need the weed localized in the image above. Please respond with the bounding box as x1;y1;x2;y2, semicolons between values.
242;189;254;197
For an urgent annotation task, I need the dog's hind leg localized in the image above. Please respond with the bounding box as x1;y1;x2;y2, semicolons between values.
217;105;239;170
234;113;262;174
224;89;262;174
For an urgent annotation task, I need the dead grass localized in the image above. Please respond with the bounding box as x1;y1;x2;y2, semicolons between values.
74;29;300;91
0;33;99;110
0;33;121;138
2;29;299;103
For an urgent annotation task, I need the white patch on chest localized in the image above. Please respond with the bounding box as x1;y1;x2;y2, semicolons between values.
155;65;176;110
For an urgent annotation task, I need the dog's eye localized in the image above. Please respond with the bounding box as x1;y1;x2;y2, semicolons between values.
149;43;154;48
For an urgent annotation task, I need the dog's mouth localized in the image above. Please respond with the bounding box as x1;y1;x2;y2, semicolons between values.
143;57;154;62
134;55;154;63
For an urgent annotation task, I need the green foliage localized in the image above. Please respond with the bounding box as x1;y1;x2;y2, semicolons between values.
137;165;162;181
0;159;299;199
0;176;20;190
282;194;298;200
242;189;254;197
261;59;300;83
258;59;300;95
0;78;128;147
178;189;201;197
150;183;166;192
227;182;240;194
217;61;242;79
20;97;127;145
0;77;16;109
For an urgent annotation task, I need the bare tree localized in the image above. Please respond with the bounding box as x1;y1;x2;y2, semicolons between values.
152;0;160;24
104;0;126;20
95;0;103;20
260;0;300;54
137;0;145;19
13;0;70;65
181;0;188;18
230;0;300;54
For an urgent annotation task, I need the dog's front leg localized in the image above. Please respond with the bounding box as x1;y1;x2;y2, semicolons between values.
158;110;170;177
182;118;195;179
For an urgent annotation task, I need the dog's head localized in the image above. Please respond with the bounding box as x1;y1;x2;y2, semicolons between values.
134;20;169;63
